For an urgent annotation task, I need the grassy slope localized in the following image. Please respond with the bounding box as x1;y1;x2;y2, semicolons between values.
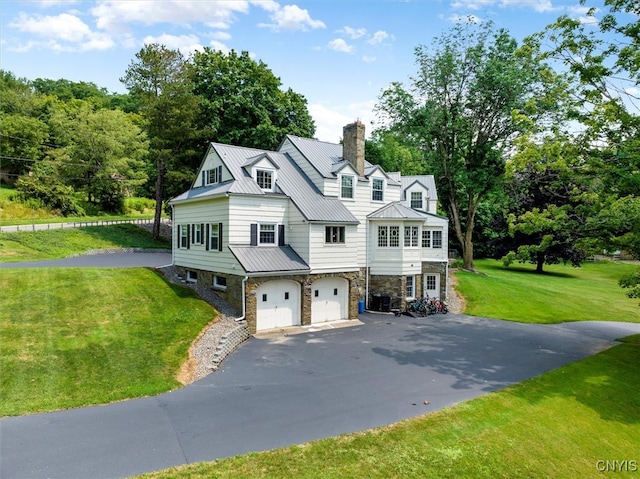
0;224;170;262
142;338;640;479
0;268;215;416
455;259;639;323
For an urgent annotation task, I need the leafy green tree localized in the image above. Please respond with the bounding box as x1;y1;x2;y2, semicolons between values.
375;21;562;270
48;101;148;213
15;162;83;216
121;44;200;238
191;49;315;150
0;114;49;176
501;135;589;273
365;130;423;175
530;0;639;293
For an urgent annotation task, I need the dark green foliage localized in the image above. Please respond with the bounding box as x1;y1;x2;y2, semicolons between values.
15;163;83;216
192;49;315;150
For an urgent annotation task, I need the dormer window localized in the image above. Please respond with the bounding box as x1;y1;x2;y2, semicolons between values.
204;166;222;185
256;169;274;191
372;178;384;202
341;175;354;199
411;191;423;210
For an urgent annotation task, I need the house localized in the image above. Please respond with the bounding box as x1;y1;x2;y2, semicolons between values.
169;121;449;334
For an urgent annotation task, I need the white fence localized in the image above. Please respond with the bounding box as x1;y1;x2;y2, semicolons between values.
0;218;170;233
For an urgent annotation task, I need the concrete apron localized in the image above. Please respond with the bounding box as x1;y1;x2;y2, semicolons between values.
253;319;364;339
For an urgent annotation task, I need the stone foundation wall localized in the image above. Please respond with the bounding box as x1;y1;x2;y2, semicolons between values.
422;261;448;299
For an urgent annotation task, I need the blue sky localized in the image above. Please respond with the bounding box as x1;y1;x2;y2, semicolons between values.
1;0;603;143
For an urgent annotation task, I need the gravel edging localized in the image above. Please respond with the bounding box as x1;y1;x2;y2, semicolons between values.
157;265;250;383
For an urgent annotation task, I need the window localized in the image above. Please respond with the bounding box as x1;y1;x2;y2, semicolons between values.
433;230;443;248
405;275;415;299
425;275;437;291
341;175;354;199
259;224;276;244
284;292;289;300
213;275;227;290
378;226;400;247
389;226;400;247
411;191;422;210
422;230;431;248
256;169;273;190
372;178;384;201
209;223;220;251
378;226;388;247
179;225;188;248
186;270;197;283
206;168;220;185
192;223;203;245
404;226;419;247
325;226;345;244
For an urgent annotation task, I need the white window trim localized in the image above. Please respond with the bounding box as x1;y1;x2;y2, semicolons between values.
340;174;355;200
209;223;220;251
410;191;423;210
254;168;275;191
186;270;198;283
213;275;227;290
432;230;443;249
405;275;415;299
325;225;345;244
372;178;384;202
258;223;277;245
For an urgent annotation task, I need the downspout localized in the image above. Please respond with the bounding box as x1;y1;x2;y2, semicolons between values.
365;218;370;310
235;275;249;322
170;205;175;266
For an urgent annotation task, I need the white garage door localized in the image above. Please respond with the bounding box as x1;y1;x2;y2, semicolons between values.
311;277;348;324
256;280;300;331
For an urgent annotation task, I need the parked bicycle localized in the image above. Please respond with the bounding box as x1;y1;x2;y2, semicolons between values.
404;296;448;316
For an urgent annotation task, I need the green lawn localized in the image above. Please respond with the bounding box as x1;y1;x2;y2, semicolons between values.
455;259;640;323
0;268;215;416
141;337;640;479
0;224;169;263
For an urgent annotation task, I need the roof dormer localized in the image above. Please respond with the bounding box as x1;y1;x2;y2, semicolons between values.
243;153;279;192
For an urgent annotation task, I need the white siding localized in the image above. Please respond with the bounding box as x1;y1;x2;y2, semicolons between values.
308;223;359;273
227;195;288;245
194;149;232;188
286;205;310;263
173;197;237;274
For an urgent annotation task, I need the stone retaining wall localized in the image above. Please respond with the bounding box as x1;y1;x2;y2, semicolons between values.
210;322;251;370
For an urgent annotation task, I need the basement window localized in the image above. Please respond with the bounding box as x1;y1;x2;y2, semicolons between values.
186;270;198;283
213;275;227;290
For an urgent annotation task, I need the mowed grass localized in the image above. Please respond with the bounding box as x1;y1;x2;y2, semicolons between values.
142;337;640;479
455;259;640;323
0;268;215;416
0;224;169;263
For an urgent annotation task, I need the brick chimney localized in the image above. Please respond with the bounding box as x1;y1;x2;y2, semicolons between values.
343;120;365;176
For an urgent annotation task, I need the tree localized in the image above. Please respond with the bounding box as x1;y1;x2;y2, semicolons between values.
501;135;589;273
365;130;424;175
530;0;640;295
375;21;561;270
191;49;315;151
48;101;148;213
121;44;200;238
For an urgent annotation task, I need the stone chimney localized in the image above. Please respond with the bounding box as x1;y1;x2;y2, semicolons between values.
343;120;365;176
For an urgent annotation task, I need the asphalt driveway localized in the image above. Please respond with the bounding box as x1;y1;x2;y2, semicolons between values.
2;311;638;479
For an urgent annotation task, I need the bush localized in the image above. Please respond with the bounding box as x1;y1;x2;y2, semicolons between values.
15;174;84;217
124;197;155;214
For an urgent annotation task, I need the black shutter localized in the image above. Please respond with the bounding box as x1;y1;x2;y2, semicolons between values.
218;165;223;182
177;224;181;249
218;222;224;251
201;171;205;187
205;223;210;250
250;223;258;246
278;224;285;246
186;224;191;249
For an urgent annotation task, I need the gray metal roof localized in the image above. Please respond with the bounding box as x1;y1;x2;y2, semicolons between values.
228;245;310;274
171;142;358;224
400;175;438;200
367;202;431;220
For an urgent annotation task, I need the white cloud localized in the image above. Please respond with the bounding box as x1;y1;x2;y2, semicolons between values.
309;102;376;143
209;40;231;54
9;12;114;51
451;0;557;13
339;26;367;39
362;55;377;63
142;34;204;56
91;1;251;33
367;30;393;45
259;4;326;32
447;13;483;24
211;31;232;41
328;38;354;54
567;5;598;24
